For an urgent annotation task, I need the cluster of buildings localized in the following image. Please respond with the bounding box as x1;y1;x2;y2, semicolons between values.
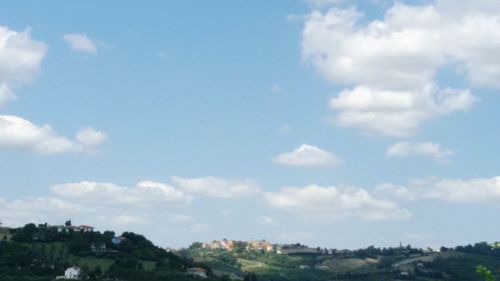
201;239;275;252
54;225;94;233
202;239;235;251
246;240;274;252
37;222;94;233
199;239;322;255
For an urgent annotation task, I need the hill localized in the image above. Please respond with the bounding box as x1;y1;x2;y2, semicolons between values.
178;239;500;281
1;224;500;281
0;222;228;281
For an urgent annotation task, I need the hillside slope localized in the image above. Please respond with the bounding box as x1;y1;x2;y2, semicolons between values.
179;240;500;281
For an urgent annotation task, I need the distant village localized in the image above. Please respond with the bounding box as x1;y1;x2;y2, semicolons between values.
197;238;440;256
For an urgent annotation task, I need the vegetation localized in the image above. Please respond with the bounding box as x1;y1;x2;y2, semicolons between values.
0;223;226;281
180;241;500;281
476;265;495;281
2;223;500;281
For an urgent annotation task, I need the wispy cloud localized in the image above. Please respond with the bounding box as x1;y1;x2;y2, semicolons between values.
172;176;261;198
386;141;454;163
376;176;500;203
264;184;411;221
274;144;341;168
63;33;99;53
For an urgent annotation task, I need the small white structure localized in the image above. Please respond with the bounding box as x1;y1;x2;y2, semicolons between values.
64;267;81;279
187;267;208;278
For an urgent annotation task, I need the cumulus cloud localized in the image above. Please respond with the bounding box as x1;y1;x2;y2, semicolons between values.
264;184;411;221
273;144;341;167
0;180;194;236
63;33;98;53
376;176;500;203
0;115;106;155
0;26;106;155
172;176;260;198
0;26;46;106
301;1;500;135
52;180;191;205
386;141;454;163
329;86;476;136
0;197;84;227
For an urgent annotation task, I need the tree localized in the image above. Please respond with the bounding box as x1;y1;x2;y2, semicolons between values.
476;265;495;281
189;242;203;250
12;223;38;242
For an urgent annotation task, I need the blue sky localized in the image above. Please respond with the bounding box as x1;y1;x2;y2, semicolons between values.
1;0;500;249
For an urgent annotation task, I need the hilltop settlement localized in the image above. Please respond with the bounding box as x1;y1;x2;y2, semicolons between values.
0;222;500;281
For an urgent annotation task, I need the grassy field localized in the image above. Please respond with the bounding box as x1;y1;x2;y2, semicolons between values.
69;256;155;272
317;257;378;274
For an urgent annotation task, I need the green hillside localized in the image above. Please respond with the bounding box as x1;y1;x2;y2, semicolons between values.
0;223;227;281
2;224;500;281
179;241;500;281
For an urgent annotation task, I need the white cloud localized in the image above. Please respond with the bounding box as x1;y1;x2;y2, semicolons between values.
76;127;107;146
301;2;500;135
0;26;46;106
0;27;105;155
376;176;500;203
329;86;476;136
273;144;341;167
172;176;260;198
386;141;454;163
63;33;98;53
0;115;106;155
264;184;411;221
0;184;195;241
52;180;191;205
0;197;84;227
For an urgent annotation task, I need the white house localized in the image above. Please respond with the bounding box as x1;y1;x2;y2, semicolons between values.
64;267;81;279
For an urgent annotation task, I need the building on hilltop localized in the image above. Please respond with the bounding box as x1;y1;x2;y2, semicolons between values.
246;240;274;252
202;239;234;251
52;224;94;233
